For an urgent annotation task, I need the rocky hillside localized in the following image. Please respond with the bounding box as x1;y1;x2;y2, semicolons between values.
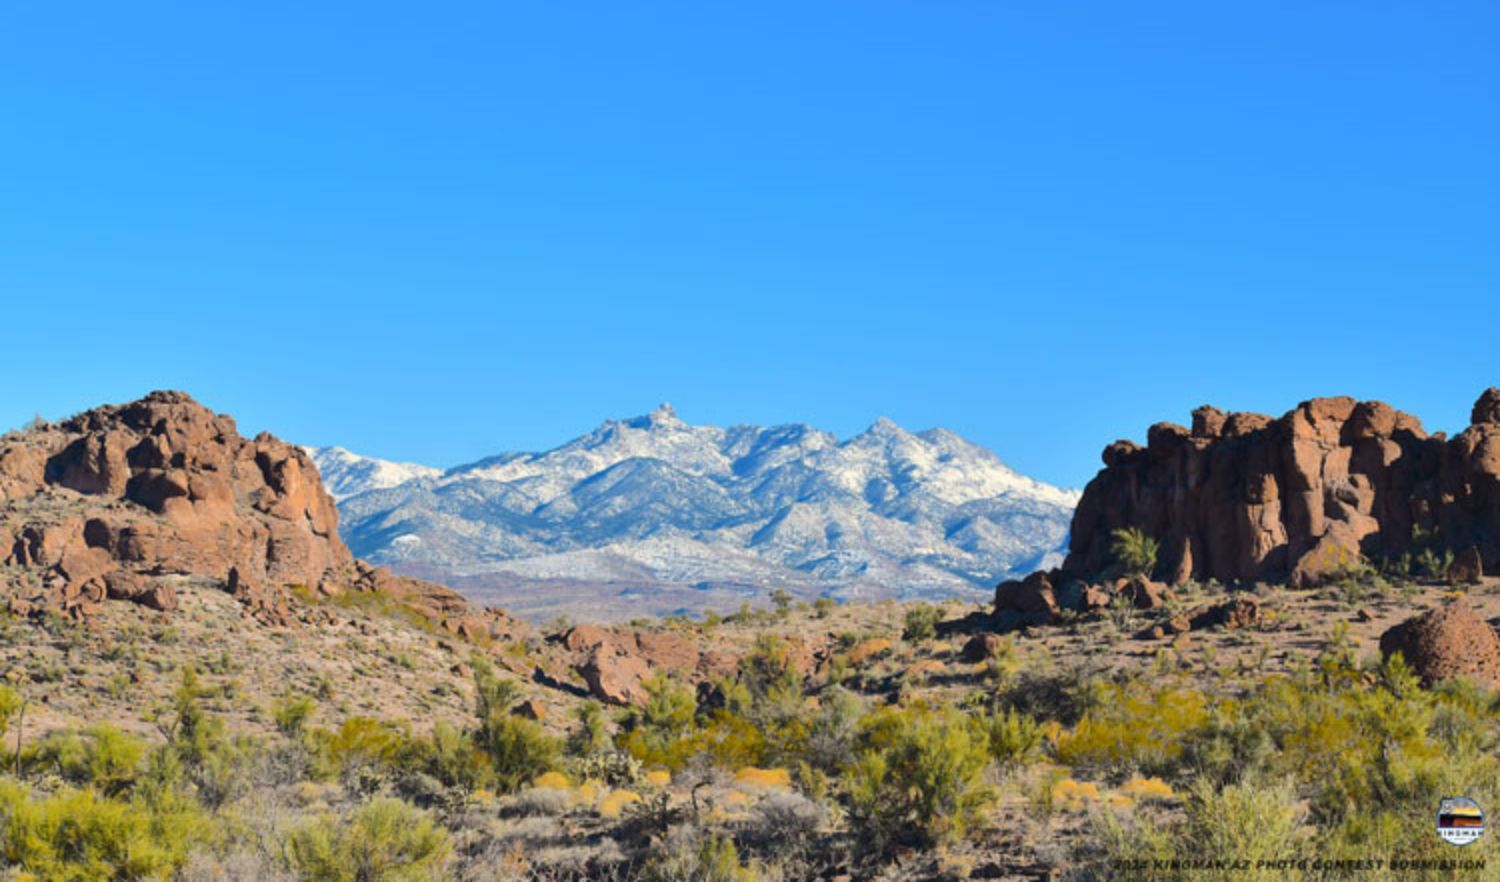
314;405;1079;619
1064;388;1500;588
0;391;522;643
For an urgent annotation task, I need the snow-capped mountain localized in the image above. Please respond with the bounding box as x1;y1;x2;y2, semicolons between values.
306;446;443;501
310;405;1079;619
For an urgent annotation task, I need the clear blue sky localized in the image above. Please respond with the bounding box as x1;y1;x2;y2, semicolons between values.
2;2;1496;488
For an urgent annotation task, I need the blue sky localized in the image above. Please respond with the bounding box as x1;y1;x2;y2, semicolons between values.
2;2;1496;488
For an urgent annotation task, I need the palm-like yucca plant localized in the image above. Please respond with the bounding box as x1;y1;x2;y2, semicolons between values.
1110;527;1159;577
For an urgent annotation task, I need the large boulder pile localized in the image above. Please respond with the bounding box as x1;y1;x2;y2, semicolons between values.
1378;604;1500;687
1062;388;1500;588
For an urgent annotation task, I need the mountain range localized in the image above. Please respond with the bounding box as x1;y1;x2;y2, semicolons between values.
310;405;1079;620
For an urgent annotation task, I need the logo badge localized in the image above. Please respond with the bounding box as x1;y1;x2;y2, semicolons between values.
1437;798;1485;846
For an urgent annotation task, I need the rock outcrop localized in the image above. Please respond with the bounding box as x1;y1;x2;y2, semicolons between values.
0;391;530;645
1378;604;1500;687
553;624;732;705
0;391;349;618
1064;389;1500;587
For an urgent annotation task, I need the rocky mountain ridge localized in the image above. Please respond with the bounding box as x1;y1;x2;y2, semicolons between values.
313;404;1080;617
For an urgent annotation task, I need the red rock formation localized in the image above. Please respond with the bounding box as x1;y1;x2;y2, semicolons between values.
1;391;349;617
0;391;526;642
1064;389;1500;587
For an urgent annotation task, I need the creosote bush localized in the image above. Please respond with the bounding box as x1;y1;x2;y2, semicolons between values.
844;705;995;849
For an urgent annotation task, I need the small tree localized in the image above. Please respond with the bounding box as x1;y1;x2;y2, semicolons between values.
769;589;794;617
1110;527;1159;577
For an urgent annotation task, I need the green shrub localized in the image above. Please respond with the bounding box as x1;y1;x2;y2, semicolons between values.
902;604;941;643
0;683;21;742
272;693;317;737
286;796;450;882
473;711;558;793
25;724;146;797
466;658;559;792
845;706;995;848
978;707;1043;769
1110;527;1158;577
0;778;207;882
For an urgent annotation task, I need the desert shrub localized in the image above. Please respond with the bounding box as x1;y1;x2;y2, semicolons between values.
511;786;573;817
1055;680;1210;776
978;707;1043;769
795;688;863;775
0;777;208;882
619;673;701;770
736;636;803;723
844;706;995;849
287;796;450;882
0;683;21;741
468;660;560;793
24;723;146;797
813;597;836;618
640;833;757;882
902;604;941;643
151;667;255;808
571;748;644;788
398;720;492;794
996;661;1111;727
770;589;794;615
1097;777;1303;882
475;712;560;795
565;701;612;757
744;790;824;852
272;692;317;737
1110;527;1158;577
307;716;408;786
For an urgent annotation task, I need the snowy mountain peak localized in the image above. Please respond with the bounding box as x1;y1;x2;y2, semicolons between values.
315;411;1080;619
303;445;442;502
622;402;681;430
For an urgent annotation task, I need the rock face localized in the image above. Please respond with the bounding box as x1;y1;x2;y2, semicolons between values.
1378;605;1500;687
1064;389;1500;587
0;392;349;618
554;624;723;705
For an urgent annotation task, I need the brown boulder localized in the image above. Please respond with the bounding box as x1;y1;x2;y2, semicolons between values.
1122;576;1173;610
577;647;651;706
1378;604;1500;687
559;624;617;654
960;633;1005;663
994;571;1058;622
633;630;701;673
1449;546;1484;585
1188;596;1261;631
512;699;547;722
103;570;178;612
